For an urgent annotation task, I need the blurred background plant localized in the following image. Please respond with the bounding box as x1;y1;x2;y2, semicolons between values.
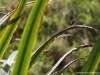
0;0;100;75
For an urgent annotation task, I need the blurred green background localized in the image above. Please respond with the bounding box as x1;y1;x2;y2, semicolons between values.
0;0;100;75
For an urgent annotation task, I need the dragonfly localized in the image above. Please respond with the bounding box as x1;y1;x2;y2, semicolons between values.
70;18;80;25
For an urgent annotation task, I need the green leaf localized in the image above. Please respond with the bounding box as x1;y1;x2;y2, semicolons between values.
0;0;28;59
11;0;48;75
81;35;100;75
30;25;98;68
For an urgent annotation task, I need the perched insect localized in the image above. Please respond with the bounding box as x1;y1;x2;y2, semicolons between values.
70;17;80;25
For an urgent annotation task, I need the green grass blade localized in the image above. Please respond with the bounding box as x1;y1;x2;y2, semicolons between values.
0;0;28;59
11;0;48;75
81;35;100;75
30;25;98;68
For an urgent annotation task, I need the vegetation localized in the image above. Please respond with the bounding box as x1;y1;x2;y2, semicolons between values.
0;0;100;75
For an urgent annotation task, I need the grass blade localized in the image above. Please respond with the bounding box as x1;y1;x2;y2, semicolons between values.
30;25;98;68
0;0;28;59
57;53;90;75
81;35;100;75
11;0;48;75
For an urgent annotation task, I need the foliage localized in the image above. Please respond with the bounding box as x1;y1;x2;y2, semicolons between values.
0;0;100;75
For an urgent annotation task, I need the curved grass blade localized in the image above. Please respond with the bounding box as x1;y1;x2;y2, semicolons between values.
11;0;49;75
0;1;35;27
0;0;28;59
81;35;100;75
46;44;93;75
0;1;35;37
30;25;99;68
0;10;14;26
57;53;90;75
0;10;14;37
57;34;84;44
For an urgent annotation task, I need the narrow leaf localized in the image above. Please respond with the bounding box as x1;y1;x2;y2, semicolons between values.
46;44;93;75
57;53;90;75
30;25;98;67
11;0;48;75
0;0;28;59
81;35;100;75
0;10;14;26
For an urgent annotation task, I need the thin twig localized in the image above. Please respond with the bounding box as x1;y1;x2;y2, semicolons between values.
47;4;54;18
